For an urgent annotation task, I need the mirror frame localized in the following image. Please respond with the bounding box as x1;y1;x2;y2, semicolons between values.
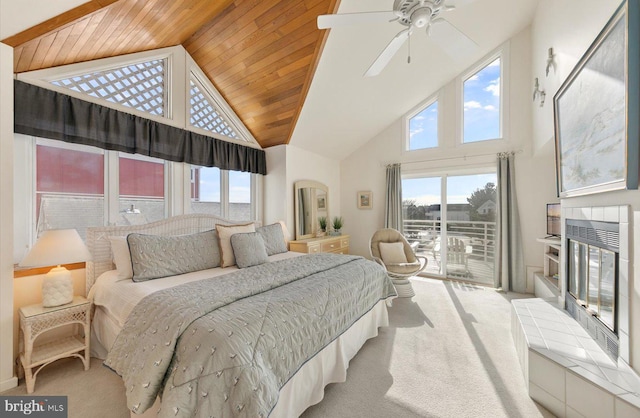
294;180;329;240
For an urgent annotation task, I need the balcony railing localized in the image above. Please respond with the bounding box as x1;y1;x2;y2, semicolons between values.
403;219;496;285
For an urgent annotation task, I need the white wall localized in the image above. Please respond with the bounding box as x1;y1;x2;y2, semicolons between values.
530;0;622;152
0;42;18;391
339;26;557;291
264;144;341;241
529;0;640;373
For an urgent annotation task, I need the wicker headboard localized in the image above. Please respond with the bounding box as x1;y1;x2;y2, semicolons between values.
85;214;261;295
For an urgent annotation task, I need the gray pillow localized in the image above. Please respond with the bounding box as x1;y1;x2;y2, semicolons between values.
128;230;220;282
257;223;288;255
230;232;269;268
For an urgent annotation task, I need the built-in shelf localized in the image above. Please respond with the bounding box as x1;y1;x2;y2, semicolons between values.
536;237;561;299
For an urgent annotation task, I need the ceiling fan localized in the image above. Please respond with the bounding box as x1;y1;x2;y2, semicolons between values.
317;0;479;77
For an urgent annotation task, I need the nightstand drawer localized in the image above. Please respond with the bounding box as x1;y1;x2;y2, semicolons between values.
340;237;350;248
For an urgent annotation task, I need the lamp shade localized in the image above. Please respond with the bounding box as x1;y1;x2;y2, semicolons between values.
20;229;92;267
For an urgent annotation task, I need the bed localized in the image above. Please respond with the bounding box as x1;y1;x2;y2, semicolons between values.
85;214;396;417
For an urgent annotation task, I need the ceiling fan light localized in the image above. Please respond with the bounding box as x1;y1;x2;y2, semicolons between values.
411;8;432;28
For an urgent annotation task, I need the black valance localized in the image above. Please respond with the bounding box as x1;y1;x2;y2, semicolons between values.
14;80;266;175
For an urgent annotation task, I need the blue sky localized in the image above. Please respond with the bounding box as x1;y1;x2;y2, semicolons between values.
463;58;501;143
196;167;251;203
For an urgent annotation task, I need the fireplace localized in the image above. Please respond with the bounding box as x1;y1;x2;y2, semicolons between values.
564;218;619;358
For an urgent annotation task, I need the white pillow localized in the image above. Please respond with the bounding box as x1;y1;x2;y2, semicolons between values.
216;223;256;268
379;242;408;264
109;236;133;280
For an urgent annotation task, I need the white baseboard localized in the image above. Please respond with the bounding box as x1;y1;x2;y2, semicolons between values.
0;376;18;392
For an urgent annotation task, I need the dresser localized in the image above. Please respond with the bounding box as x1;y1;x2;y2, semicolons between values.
289;235;350;255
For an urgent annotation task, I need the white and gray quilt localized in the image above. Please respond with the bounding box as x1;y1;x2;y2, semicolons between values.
105;253;396;417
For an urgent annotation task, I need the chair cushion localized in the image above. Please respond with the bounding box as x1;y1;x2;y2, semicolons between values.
379;242;408;264
385;260;422;275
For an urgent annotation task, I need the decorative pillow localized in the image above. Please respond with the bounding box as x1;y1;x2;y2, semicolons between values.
379;242;408;264
109;236;133;281
230;232;269;268
216;223;256;268
127;230;220;282
257;223;288;255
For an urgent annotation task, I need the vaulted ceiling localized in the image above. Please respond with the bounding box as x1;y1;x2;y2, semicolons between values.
1;0;339;149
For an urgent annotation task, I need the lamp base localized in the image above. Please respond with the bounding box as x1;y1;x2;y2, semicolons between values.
42;266;74;307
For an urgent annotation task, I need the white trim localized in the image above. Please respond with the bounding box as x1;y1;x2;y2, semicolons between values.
220;170;229;219
105;151;119;226
456;42;510;147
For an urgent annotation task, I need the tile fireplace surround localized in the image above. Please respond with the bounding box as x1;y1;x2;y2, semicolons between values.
512;205;640;418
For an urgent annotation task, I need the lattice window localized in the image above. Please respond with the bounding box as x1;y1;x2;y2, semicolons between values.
190;79;240;140
51;59;167;117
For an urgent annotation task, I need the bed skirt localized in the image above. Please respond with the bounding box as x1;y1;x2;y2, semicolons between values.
132;299;391;418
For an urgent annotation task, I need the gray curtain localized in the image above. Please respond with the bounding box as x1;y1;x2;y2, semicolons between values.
384;163;403;230
14;80;266;174
496;153;526;292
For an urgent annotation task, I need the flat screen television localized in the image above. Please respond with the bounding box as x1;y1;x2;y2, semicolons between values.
546;203;561;237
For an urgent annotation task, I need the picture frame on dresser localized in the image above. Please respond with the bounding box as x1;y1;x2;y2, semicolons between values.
553;0;640;197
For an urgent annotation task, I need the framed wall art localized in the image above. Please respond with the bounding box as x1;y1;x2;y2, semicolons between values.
553;0;639;197
357;191;372;209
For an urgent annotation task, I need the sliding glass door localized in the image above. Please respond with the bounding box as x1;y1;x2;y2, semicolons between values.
402;172;497;285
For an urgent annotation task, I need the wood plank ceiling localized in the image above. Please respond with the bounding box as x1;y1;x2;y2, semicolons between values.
2;0;339;148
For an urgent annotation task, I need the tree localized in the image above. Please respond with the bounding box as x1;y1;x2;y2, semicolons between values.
467;182;496;221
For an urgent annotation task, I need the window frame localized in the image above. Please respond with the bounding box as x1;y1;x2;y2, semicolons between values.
456;43;510;147
187;55;258;146
402;92;440;153
14;136;262;263
18;48;177;125
188;165;259;222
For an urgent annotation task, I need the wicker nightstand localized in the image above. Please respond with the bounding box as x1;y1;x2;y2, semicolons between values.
19;296;91;393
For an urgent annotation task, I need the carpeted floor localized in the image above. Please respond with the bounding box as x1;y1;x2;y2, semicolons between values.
2;277;553;418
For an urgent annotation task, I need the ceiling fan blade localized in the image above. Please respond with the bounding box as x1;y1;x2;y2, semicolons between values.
364;28;411;77
429;19;478;61
446;0;477;7
317;11;397;29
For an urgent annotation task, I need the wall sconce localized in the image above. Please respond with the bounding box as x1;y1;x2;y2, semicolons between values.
533;78;546;107
545;47;556;76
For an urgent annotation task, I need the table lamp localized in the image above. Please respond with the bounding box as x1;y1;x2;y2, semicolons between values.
19;229;92;307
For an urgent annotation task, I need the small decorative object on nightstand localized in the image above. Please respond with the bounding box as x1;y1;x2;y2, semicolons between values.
19;296;91;393
19;229;92;307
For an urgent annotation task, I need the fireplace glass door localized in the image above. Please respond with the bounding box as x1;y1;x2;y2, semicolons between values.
568;240;616;332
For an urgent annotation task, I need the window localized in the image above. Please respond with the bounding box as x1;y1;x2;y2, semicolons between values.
402;172;497;285
190;166;255;221
229;171;251;221
35;140;105;240
462;57;501;143
118;154;166;225
51;59;167;117
190;76;241;140
407;99;438;151
191;166;221;216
